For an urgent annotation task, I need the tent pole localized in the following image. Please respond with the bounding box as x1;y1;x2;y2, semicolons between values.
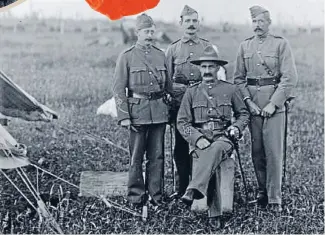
0;169;37;211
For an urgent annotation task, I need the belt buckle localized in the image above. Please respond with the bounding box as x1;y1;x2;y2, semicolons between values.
255;78;260;86
207;121;214;131
188;80;195;86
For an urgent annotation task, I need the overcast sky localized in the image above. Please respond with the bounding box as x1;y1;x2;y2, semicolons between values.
2;0;324;26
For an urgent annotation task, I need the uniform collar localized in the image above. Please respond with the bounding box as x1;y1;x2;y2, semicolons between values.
135;42;152;52
181;34;199;44
202;78;219;87
255;31;269;42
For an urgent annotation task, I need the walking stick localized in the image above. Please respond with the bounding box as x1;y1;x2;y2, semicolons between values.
283;96;295;186
227;132;248;204
170;124;176;193
233;139;249;204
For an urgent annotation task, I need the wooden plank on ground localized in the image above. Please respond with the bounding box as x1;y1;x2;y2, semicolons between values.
79;171;128;197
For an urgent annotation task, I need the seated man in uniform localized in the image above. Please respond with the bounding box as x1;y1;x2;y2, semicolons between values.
177;45;250;228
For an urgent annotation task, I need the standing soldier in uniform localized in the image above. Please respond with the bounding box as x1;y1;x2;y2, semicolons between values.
233;6;298;212
165;5;222;198
113;13;172;209
177;45;250;228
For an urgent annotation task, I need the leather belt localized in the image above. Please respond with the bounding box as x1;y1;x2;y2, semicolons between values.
129;91;164;100
200;121;227;131
247;77;280;86
175;80;200;86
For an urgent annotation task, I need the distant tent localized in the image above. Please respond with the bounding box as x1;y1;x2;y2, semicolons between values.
0;70;58;122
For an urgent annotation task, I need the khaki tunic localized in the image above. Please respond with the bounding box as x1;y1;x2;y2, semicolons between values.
113;43;172;125
234;33;298;110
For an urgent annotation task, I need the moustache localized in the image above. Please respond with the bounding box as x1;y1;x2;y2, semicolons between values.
254;28;262;32
188;26;196;30
203;73;213;77
145;38;153;41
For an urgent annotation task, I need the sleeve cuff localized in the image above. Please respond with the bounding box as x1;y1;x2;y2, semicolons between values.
189;132;204;147
243;96;251;101
270;90;287;108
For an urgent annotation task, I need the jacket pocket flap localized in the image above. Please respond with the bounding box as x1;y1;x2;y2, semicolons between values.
264;52;278;57
130;66;147;72
174;58;188;65
156;66;167;71
193;100;208;108
244;53;253;58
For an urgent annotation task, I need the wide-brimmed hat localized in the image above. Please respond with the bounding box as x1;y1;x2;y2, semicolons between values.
190;45;228;66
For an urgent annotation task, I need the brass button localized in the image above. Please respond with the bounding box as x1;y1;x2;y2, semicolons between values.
190;52;193;56
209;108;213;111
210;118;213;121
208;86;212;89
190;73;194;76
145;51;148;54
209;96;213;99
189;43;193;46
149;72;152;75
257;64;260;66
150;82;153;85
257;51;261;54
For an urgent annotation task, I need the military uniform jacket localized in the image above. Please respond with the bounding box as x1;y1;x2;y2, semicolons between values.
177;80;250;147
165;36;211;106
233;33;298;111
113;43;172;125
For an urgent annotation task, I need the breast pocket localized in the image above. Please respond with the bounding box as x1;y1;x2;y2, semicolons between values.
192;100;208;121
156;66;167;87
173;58;187;76
263;52;278;73
243;53;253;72
216;95;232;120
130;66;147;86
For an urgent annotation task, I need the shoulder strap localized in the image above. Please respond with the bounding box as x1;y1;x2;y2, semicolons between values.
123;45;135;54
245;35;254;41
134;50;164;90
171;39;181;45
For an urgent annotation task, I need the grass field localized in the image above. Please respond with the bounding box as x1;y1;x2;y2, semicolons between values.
0;18;324;234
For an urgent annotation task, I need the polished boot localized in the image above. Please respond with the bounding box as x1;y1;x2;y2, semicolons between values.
257;191;268;208
208;217;221;230
181;189;194;206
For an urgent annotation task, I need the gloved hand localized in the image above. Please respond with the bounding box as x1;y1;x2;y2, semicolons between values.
120;119;138;132
196;137;211;150
227;125;240;140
